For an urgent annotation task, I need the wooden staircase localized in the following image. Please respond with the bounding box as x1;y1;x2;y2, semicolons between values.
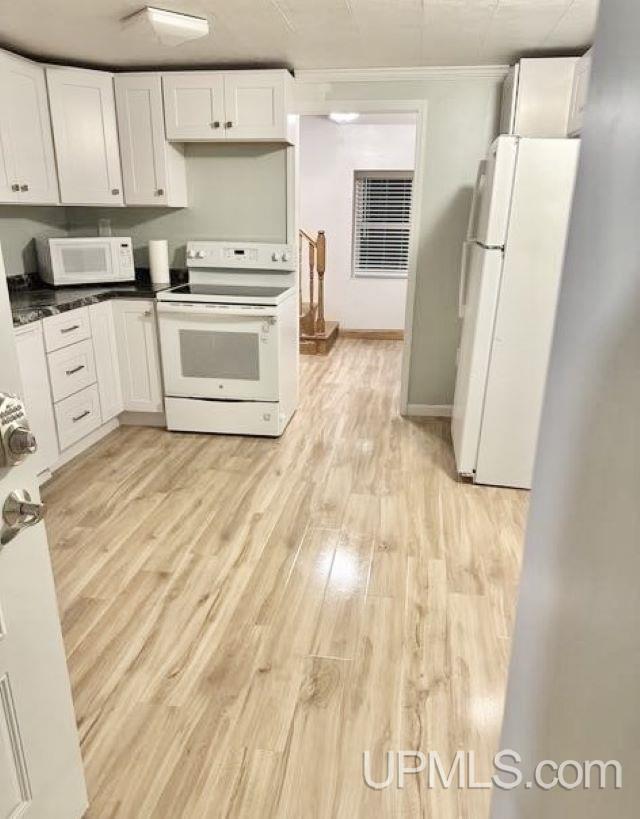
298;229;339;355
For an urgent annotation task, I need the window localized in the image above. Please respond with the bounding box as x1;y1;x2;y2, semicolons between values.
352;171;414;278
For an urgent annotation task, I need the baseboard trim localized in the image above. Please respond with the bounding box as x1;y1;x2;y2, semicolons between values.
405;403;453;418
53;418;120;470
341;329;404;340
119;411;166;427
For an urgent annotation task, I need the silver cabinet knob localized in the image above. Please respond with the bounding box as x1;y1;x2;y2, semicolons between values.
112;188;120;195
211;121;221;129
11;183;20;192
20;183;29;192
2;490;45;544
225;121;233;129
156;188;165;196
8;428;37;458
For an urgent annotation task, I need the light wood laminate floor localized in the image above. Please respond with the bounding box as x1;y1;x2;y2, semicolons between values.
44;338;527;818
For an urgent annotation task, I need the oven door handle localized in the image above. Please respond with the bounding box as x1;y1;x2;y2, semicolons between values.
156;302;276;319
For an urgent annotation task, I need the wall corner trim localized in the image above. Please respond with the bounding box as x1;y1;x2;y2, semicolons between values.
294;66;510;84
405;403;453;418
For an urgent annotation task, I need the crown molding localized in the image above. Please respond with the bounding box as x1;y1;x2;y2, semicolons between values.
294;65;509;84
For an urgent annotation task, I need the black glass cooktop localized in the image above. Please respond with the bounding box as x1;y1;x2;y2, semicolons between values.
169;284;290;298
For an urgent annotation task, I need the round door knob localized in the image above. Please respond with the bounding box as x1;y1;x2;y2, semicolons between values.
272;252;279;262
196;250;205;259
282;252;291;262
2;489;45;529
187;249;195;259
8;427;37;457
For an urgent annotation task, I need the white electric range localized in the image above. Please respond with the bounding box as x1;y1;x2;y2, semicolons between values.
156;240;298;437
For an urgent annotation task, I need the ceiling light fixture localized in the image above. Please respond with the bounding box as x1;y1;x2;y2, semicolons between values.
124;6;210;47
328;112;360;124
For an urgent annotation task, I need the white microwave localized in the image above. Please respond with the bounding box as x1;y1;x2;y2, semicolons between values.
36;236;135;286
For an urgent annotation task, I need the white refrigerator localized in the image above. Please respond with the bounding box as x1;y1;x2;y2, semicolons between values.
452;135;580;489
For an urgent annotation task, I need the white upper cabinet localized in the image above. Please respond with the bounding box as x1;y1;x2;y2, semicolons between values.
499;58;579;138
0;50;59;204
568;49;592;136
223;71;289;141
46;66;123;205
163;71;225;140
115;73;187;207
163;69;292;142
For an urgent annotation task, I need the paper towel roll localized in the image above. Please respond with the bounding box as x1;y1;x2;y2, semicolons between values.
149;240;170;285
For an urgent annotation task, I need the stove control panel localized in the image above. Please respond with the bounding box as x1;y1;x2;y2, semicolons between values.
186;241;295;272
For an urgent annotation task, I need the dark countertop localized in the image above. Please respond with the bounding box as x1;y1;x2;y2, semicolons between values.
9;272;183;328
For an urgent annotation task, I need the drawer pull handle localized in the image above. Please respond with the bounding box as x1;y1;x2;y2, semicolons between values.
65;364;85;376
72;410;90;423
60;324;80;334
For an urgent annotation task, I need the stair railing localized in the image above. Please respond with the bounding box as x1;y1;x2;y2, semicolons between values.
298;229;326;336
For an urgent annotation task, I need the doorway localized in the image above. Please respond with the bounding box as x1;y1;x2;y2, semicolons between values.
294;101;426;412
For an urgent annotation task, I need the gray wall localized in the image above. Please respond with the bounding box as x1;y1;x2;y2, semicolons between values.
0;206;67;277
492;2;640;816
0;143;288;276
65;143;288;270
296;74;503;406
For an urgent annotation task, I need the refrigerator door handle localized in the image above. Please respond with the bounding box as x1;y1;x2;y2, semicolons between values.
465;160;488;241
459;240;473;318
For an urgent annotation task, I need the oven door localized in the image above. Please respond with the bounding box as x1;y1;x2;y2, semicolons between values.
157;301;279;401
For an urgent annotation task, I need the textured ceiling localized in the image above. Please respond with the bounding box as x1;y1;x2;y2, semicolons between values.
0;0;599;70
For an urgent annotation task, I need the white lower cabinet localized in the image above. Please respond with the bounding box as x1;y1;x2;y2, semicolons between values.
89;301;124;421
14;322;59;478
54;384;102;450
112;300;164;413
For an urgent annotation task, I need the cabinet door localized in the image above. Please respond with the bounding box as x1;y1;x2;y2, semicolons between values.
223;71;288;141
162;72;225;140
0;52;59;204
568;50;592;136
89;302;124;421
513;58;579;138
113;300;163;413
14;322;59;478
46;66;123;205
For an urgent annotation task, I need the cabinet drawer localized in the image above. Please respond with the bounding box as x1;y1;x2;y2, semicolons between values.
43;307;91;352
54;383;102;450
48;338;97;402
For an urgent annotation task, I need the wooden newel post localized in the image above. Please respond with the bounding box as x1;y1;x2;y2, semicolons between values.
308;238;316;331
316;231;326;334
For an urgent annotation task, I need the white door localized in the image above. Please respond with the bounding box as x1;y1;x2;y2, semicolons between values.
162;72;225;140
113;300;163;413
115;74;167;206
46;66;123;205
451;244;503;478
0;247;87;818
223;71;287;141
473;136;518;248
157;302;280;401
89;302;124;422
14;323;59;480
0;52;59;205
